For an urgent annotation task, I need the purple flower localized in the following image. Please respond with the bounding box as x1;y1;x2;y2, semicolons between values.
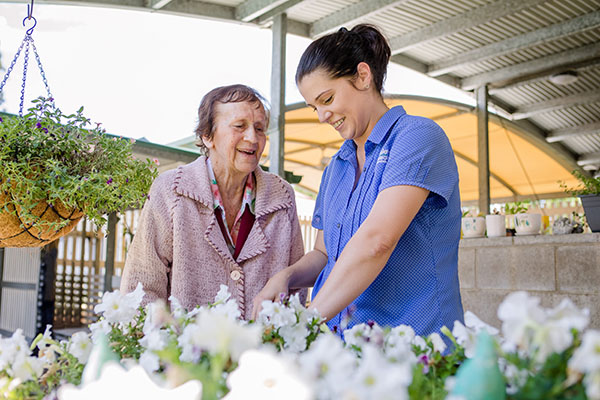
36;122;42;129
106;178;113;185
42;128;48;133
125;178;129;183
367;320;375;328
49;97;54;102
0;117;3;122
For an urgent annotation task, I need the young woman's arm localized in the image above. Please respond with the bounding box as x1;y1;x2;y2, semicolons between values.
309;185;429;321
251;231;327;319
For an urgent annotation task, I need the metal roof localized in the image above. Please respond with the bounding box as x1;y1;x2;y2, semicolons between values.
4;0;598;189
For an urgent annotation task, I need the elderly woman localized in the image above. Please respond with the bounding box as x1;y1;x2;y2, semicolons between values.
121;84;304;318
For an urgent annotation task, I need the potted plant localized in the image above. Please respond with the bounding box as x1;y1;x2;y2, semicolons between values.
0;97;158;247
561;171;600;232
461;210;486;238
485;208;506;237
504;201;541;236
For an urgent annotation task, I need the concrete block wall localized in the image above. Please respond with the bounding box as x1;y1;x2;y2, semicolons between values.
458;232;600;330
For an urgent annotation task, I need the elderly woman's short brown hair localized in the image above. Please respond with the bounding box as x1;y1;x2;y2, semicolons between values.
194;84;270;154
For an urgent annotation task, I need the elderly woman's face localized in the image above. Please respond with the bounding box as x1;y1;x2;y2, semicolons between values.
203;101;267;179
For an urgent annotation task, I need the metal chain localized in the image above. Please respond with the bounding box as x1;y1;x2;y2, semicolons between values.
31;38;53;101
19;37;32;116
0;35;28;94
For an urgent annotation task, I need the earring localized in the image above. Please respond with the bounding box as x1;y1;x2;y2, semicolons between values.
365;84;370;90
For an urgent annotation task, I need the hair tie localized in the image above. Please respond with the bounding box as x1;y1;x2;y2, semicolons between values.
338;27;348;33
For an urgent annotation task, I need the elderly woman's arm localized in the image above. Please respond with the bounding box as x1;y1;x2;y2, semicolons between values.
120;178;174;304
308;185;429;321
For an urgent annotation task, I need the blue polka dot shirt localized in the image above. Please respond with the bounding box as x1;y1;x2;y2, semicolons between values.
311;106;464;337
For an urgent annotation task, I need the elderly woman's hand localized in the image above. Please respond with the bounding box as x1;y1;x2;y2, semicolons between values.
251;269;291;320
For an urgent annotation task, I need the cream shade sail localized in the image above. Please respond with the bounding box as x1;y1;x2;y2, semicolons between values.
261;95;582;204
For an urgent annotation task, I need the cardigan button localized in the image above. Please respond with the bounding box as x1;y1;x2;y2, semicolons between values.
230;270;241;281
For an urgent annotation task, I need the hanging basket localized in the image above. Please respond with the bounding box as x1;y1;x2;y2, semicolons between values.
0;190;83;247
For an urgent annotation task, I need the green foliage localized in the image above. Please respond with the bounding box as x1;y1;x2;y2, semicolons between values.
504;201;530;215
0;97;158;232
506;331;587;400
561;170;600;196
408;327;466;400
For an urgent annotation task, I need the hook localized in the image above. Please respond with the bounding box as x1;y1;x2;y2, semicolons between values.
22;0;36;35
22;15;37;35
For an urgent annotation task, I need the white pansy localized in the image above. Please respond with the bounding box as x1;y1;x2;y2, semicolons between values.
89;319;111;344
11;354;45;382
178;309;260;363
412;335;428;352
569;329;600;374
344;324;371;348
224;349;313;400
429;332;447;354
259;301;297;329
58;362;202;400
214;284;232;304
584;371;600;400
68;331;93;364
298;334;356;400
343;344;411;400
94;282;145;324
139;350;160;373
140;329;169;352
279;324;309;353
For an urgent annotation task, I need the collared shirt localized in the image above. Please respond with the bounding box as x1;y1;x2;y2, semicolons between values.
311;106;464;337
207;158;256;255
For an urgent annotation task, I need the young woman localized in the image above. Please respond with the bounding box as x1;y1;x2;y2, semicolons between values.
252;25;464;337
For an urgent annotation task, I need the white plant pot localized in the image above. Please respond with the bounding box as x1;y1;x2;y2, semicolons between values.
513;213;542;235
485;214;506;237
462;217;486;238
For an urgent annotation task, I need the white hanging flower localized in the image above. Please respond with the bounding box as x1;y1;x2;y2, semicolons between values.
168;295;187;319
344;323;384;349
224;349;313;400
214;284;232;304
68;331;93;364
94;282;145;324
259;301;297;329
143;300;173;335
140;329;169;352
453;311;500;359
497;291;545;353
0;329;29;372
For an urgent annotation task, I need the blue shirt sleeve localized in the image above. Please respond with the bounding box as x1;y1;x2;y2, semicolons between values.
380;116;458;208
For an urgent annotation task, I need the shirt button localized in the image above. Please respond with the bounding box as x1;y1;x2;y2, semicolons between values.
230;270;241;281
336;223;341;228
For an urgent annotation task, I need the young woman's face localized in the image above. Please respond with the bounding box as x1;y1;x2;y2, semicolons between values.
298;68;371;142
203;101;267;180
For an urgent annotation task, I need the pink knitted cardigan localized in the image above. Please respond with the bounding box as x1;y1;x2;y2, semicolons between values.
120;156;305;319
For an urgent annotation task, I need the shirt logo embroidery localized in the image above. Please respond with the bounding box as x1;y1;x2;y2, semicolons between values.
377;149;389;164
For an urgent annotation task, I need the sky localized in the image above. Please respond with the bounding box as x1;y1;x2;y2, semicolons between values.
0;2;473;146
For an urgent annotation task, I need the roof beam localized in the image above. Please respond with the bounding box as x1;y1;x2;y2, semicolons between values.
428;11;600;77
389;54;461;87
488;63;599;94
236;0;299;22
147;0;173;9
578;152;600;166
310;0;410;37
255;0;305;23
546;122;600;143
461;42;600;90
388;0;548;54
512;91;600;120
